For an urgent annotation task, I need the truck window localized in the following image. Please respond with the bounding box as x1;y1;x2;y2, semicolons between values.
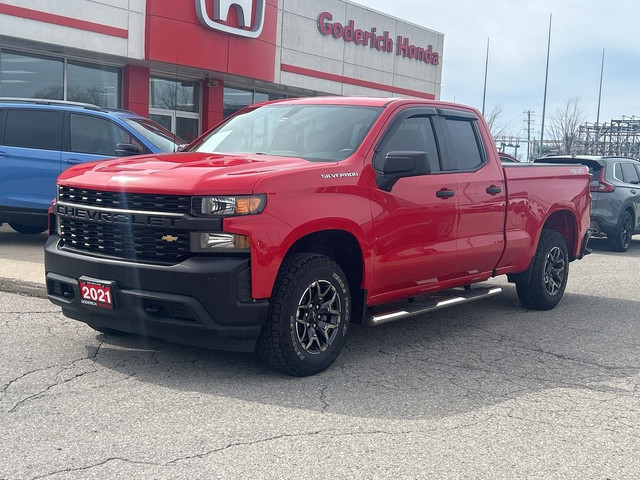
3;109;63;150
444;118;484;171
375;116;440;172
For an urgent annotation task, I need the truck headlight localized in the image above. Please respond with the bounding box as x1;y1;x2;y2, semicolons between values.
192;195;265;216
190;233;250;252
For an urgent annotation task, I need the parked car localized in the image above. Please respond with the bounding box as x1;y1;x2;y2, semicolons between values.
0;98;184;234
535;155;640;251
499;152;520;163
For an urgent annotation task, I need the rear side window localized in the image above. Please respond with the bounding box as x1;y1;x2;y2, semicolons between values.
618;162;640;184
69;113;139;156
3;110;63;150
444;118;484;171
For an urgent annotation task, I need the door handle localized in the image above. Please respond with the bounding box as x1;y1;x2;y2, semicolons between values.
486;185;502;195
436;188;456;198
63;159;82;165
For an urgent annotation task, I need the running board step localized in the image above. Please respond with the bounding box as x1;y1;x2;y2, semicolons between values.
365;287;503;327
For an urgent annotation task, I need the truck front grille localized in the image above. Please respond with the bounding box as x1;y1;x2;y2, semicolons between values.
58;186;191;214
59;218;189;263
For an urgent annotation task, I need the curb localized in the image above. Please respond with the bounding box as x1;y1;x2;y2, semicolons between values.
0;278;47;299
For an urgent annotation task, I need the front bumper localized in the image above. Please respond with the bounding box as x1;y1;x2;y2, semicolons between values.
44;234;269;352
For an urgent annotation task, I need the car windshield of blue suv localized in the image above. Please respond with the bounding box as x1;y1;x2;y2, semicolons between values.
123;117;183;152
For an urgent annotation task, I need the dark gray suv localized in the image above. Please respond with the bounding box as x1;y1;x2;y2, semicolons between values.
536;155;640;252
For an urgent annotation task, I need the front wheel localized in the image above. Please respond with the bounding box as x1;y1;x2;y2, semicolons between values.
516;229;569;310
608;211;633;252
256;253;351;376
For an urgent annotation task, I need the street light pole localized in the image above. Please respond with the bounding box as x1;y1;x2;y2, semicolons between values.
482;37;489;116
596;49;605;126
539;13;552;156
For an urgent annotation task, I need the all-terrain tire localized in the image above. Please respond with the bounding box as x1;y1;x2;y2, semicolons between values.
516;229;569;310
256;253;351;376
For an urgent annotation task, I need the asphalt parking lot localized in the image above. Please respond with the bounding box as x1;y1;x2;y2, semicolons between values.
1;228;639;479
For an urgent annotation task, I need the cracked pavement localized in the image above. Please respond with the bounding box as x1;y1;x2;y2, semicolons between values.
1;238;639;479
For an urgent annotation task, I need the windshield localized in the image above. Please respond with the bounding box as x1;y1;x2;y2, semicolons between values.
190;104;383;161
123;117;183;153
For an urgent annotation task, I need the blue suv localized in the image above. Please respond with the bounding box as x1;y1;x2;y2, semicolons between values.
0;99;183;234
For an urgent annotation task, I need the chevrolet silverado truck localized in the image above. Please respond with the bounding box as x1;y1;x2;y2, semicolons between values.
45;97;592;376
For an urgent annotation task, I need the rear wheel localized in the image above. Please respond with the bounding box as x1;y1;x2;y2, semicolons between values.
516;229;569;310
9;223;47;235
608;211;633;252
256;253;350;376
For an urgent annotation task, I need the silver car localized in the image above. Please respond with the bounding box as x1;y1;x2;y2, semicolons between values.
536;155;640;252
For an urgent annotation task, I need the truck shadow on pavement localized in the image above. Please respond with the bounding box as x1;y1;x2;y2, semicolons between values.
86;284;640;421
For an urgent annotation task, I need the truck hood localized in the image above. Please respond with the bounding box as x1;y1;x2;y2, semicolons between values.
57;152;325;194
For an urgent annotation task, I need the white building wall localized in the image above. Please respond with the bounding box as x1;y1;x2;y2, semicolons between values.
0;0;145;60
277;0;443;98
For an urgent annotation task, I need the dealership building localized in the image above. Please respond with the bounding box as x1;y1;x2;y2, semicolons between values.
0;0;444;141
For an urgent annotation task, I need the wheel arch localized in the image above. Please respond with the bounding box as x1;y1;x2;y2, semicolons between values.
284;230;366;323
508;210;577;285
542;209;579;260
623;205;636;231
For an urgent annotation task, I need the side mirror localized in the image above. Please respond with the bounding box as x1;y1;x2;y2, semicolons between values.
115;143;141;157
375;151;431;192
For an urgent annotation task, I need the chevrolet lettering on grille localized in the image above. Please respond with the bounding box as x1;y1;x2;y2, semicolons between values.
55;203;181;228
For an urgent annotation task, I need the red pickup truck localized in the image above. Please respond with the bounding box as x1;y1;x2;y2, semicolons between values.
45;97;592;376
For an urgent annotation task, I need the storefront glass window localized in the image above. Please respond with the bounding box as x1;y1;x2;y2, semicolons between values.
0;50;121;108
224;87;288;118
223;87;253;117
149;77;200;142
150;78;199;112
254;92;286;103
0;50;63;99
67;62;120;108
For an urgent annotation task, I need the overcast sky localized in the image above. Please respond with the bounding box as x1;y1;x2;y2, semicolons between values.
352;0;640;140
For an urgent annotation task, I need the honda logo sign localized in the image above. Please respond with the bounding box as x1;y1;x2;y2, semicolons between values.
196;0;266;38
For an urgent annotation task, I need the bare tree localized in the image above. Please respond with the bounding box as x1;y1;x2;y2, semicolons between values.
547;97;586;154
484;103;511;139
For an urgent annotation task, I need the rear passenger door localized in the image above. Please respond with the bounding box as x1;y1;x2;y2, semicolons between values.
0;109;63;211
437;110;506;279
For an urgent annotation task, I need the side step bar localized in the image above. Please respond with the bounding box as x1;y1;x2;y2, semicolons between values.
365;287;503;327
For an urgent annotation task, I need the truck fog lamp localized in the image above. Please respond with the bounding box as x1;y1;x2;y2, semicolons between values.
190;233;250;251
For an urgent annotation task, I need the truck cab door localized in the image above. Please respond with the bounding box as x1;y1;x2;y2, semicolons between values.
437;111;506;280
369;108;460;303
